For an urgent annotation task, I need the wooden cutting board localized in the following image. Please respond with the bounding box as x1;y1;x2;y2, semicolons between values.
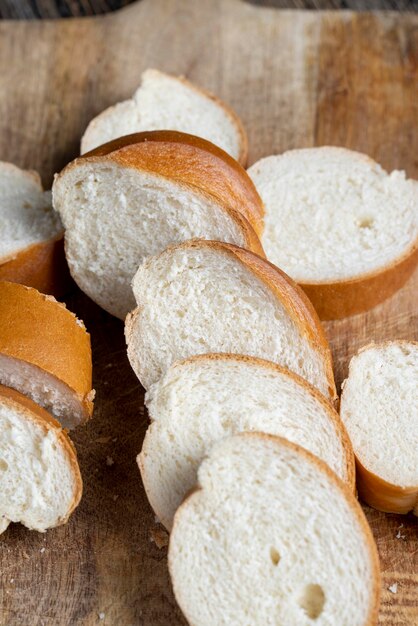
0;1;417;624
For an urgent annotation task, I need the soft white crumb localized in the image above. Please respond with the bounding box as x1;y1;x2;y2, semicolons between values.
98;613;105;620
106;456;114;466
40;547;45;553
388;583;398;594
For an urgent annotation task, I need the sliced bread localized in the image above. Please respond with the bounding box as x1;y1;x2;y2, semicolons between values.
0;281;94;429
169;433;380;626
53;131;264;319
340;341;418;514
0;162;68;296
80;68;247;164
0;384;82;533
140;353;354;530
126;240;337;401
248;147;418;319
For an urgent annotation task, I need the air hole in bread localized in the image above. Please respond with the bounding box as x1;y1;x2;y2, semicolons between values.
357;217;374;229
299;583;325;619
269;546;280;566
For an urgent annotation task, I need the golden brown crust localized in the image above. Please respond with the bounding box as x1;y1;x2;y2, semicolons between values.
0;384;82;526
168;352;354;489
301;236;418;320
0;282;93;422
0;234;72;299
355;457;418;515
172;240;337;403
169;432;381;626
79;130;264;236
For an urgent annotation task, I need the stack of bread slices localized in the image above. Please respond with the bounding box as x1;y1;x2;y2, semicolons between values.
0;281;94;534
3;67;417;624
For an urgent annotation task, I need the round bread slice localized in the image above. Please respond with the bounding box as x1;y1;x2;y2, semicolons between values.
53;131;264;319
340;341;418;515
80;68;248;165
126;240;337;401
248;147;418;320
169;433;380;626
0;384;82;533
140;353;354;530
0;161;69;297
0;281;94;429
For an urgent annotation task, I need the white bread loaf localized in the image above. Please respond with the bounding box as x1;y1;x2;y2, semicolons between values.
126;240;336;401
140;354;354;530
340;341;418;515
81;68;247;164
0;385;82;533
0;281;94;429
248;147;418;319
0;162;67;296
169;433;380;626
53;131;263;319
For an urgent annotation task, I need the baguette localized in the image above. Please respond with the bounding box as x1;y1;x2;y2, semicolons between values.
0;162;69;296
248;147;418;319
126;240;337;402
340;341;418;514
81;68;248;164
0;281;94;429
169;433;380;626
0;384;82;533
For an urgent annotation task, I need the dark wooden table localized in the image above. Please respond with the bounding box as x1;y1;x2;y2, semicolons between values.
0;0;417;20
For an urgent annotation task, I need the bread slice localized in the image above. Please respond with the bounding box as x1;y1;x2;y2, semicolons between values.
126;240;336;401
0;281;94;429
169;433;380;626
340;341;418;515
140;353;354;530
248;147;418;319
0;162;69;296
80;68;247;164
53;131;264;319
0;384;82;534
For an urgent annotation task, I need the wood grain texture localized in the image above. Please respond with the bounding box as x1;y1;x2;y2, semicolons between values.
0;1;417;624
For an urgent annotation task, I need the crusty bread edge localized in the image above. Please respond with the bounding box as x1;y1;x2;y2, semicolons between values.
145;352;354;490
168;432;381;626
73;130;264;236
80;69;248;166
0;233;72;299
0;384;83;529
301;240;418;320
0;282;94;424
341;340;418;514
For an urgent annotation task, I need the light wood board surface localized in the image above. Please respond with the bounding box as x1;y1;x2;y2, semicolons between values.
0;0;417;624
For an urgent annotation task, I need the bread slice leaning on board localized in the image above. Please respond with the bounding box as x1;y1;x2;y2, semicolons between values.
125;239;337;402
248;147;418;319
0;384;82;534
81;68;248;165
169;433;381;626
140;353;354;530
340;341;418;515
0;162;69;297
53;131;264;319
0;281;94;429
